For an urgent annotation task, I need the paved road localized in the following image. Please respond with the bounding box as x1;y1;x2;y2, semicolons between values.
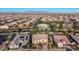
4;48;65;51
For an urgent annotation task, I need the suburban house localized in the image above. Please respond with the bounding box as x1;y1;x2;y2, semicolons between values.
32;34;48;45
69;34;79;46
53;35;70;47
37;24;50;31
9;34;30;49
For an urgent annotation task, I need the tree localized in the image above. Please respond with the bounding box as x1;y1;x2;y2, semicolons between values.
17;28;22;34
58;21;63;31
32;44;36;49
72;21;79;30
52;23;58;32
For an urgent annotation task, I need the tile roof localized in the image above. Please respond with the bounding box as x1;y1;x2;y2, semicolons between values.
32;34;48;40
53;35;70;44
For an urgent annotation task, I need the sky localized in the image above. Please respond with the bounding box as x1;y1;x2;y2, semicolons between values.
0;8;79;13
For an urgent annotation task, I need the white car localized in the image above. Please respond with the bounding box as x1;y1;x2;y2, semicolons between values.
9;45;19;49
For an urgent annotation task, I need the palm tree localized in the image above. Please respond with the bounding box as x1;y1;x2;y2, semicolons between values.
18;28;22;34
52;23;58;32
59;21;63;31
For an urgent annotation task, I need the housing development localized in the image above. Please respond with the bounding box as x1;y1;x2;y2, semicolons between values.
0;13;79;51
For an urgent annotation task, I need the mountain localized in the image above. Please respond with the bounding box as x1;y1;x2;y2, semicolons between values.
23;11;52;14
0;11;52;14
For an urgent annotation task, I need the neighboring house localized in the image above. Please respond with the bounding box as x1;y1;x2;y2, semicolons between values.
32;34;48;45
37;24;50;31
69;34;79;45
9;35;30;49
17;22;30;29
0;25;9;29
0;35;5;45
53;35;70;47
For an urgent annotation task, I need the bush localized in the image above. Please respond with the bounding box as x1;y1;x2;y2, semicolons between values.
32;44;36;49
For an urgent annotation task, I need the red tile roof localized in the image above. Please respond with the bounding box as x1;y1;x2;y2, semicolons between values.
53;35;70;44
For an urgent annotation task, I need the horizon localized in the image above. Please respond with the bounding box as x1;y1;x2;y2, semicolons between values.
0;8;79;13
